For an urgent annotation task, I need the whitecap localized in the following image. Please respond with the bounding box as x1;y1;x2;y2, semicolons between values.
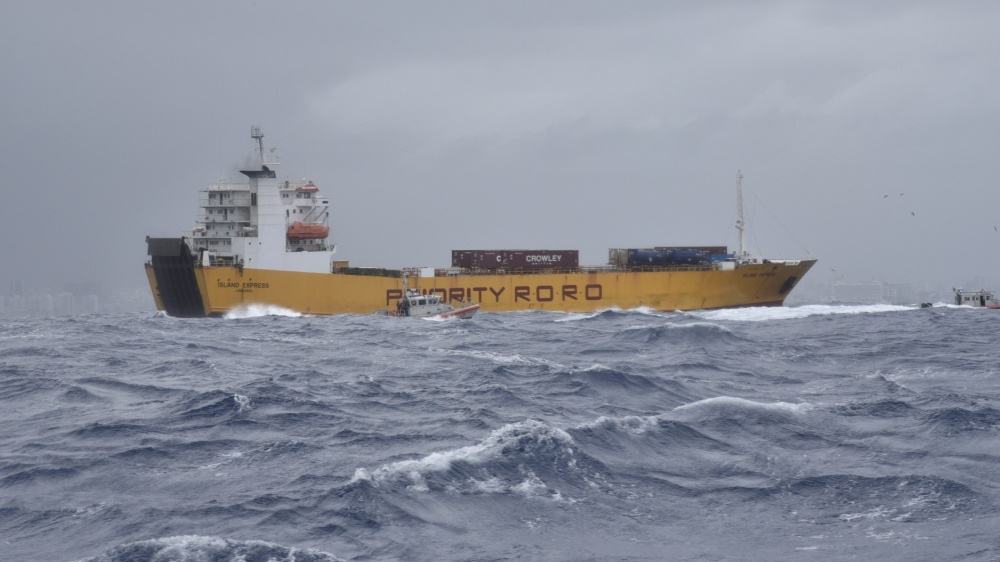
77;535;343;562
354;419;574;488
554;306;671;322
554;308;621;322
839;506;895;522
432;348;565;368
576;363;614;372
621;321;732;334
689;304;913;322
565;398;810;437
421;314;457;322
510;471;550;497
465;471;566;500
672;396;812;419
223;304;303;319
232;393;252;413
582;413;664;435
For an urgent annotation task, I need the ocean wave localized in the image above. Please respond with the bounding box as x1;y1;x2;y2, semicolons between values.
922;406;1000;434
689;304;914;322
4;306;999;561
432;348;565;368
930;302;971;308
544;365;670;397
832;399;917;418
420;314;460;322
77;535;342;562
0;373;61;400
0;345;66;359
353;419;573;481
351;419;600;498
779;474;980;523
554;306;671;322
75;377;182;397
554;308;624;322
142;358;216;376
178;391;253;418
352;399;816;494
578;413;665;435
69;422;158;439
59;385;106;403
223;304;303;319
614;321;734;344
561;411;770;491
0;327;45;340
672;396;813;421
573;400;812;447
570;364;660;387
571;414;728;455
1;466;80;487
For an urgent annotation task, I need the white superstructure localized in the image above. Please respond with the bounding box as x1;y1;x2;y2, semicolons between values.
953;288;999;308
189;128;335;273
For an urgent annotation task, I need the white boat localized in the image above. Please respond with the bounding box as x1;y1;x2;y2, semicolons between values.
954;288;1000;309
391;275;480;319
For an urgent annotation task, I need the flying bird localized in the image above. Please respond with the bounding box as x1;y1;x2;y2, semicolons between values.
883;194;889;199
910;211;916;216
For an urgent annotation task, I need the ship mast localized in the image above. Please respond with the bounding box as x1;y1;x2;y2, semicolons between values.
251;126;265;164
735;170;745;258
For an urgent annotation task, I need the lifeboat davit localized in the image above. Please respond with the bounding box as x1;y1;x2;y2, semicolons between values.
287;222;329;240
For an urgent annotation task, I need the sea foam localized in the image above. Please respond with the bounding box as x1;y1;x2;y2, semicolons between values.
78;535;342;562
690;304;913;322
223;304;303;319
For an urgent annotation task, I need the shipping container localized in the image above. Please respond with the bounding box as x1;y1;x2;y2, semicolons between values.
452;250;579;270
609;246;729;267
653;246;728;255
608;248;629;267
627;248;706;266
607;246;732;268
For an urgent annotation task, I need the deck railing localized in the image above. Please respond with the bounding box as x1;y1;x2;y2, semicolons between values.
340;264;722;278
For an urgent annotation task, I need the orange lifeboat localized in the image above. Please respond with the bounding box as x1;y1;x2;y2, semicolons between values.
287;221;330;240
297;181;319;193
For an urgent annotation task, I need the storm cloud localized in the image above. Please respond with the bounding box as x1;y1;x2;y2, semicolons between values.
2;1;998;303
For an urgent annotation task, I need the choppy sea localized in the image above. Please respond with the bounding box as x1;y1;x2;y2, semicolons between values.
2;304;999;561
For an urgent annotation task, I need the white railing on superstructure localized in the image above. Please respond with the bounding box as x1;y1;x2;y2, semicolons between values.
199;208;252;220
200;193;253;207
205;181;251;192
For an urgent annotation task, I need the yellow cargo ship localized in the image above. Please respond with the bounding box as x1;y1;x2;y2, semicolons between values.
145;130;814;317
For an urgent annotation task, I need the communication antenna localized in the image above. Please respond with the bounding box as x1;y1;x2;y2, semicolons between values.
250;126;265;163
735;170;745;258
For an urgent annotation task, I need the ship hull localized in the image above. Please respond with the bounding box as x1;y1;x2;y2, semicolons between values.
145;260;816;317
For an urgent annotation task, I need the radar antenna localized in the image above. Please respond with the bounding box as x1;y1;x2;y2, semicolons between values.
250;126;265;163
735;170;745;258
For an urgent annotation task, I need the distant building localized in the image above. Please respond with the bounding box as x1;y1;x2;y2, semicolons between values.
830;281;918;305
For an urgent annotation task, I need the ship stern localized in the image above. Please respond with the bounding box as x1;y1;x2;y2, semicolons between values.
145;237;208;317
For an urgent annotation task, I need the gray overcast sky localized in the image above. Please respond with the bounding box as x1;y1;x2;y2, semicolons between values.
2;1;998;297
